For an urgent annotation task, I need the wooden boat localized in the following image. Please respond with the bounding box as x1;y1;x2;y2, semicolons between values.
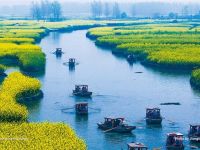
166;132;184;150
127;54;136;62
75;102;88;115
127;142;148;150
54;48;63;56
73;85;92;97
146;108;162;125
188;124;200;143
68;58;76;67
97;117;136;133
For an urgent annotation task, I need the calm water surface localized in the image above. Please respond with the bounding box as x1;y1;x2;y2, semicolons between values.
26;30;200;149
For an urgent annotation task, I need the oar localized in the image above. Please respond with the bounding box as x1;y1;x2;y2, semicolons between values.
88;107;101;111
104;127;118;133
153;147;162;150
61;107;74;111
135;118;146;124
162;117;176;124
190;145;199;149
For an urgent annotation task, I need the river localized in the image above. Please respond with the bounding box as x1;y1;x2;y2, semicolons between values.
26;30;200;149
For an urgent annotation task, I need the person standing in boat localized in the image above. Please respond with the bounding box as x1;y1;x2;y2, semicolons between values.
82;86;87;92
76;86;80;92
197;126;200;136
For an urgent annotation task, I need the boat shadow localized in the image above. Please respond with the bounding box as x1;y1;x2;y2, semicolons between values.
146;124;163;129
75;114;88;122
102;131;136;145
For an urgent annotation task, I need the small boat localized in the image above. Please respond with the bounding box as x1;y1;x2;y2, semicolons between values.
75;102;88;115
146;108;162;125
97;117;136;133
166;132;184;150
54;48;63;56
73;85;92;97
127;142;148;150
68;58;76;67
127;54;136;62
188;124;200;143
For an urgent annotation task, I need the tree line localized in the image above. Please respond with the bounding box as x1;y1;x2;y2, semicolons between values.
91;1;132;19
31;0;62;21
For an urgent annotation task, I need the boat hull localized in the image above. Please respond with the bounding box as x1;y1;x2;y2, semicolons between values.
97;123;136;133
146;118;162;125
166;146;184;150
76;112;88;115
69;62;75;67
73;91;92;97
189;136;200;143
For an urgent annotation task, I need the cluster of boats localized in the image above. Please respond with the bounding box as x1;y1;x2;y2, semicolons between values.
53;48;199;149
53;48;77;70
74;97;200;149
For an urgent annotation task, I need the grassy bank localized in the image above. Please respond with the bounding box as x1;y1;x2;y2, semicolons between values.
190;69;200;89
87;24;200;69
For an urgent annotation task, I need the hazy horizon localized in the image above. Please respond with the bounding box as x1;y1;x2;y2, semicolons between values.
0;0;200;6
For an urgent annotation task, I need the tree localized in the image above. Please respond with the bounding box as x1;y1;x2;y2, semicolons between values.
96;1;102;17
112;2;120;19
153;12;161;19
51;1;62;21
131;5;136;18
91;0;102;18
91;1;97;18
168;12;177;19
182;6;189;17
121;12;128;19
31;1;41;20
30;0;62;21
40;0;51;20
104;2;110;18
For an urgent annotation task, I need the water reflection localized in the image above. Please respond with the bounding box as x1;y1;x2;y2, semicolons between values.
146;124;162;129
103;132;136;149
75;115;88;123
22;69;46;78
141;62;192;77
69;65;75;72
52;32;61;44
24;98;42;122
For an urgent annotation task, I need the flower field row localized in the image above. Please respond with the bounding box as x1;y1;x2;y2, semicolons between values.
0;123;86;150
0;22;46;72
0;72;41;122
0;20;148;73
87;24;200;69
0;43;45;72
0;20;91;149
0;72;86;149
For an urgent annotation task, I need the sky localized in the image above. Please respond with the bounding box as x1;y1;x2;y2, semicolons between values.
0;0;200;6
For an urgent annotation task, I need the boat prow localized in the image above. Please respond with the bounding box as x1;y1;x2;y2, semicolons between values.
97;118;136;133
